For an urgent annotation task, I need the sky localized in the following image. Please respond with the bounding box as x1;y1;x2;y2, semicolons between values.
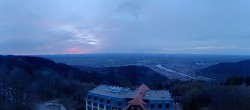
1;0;250;55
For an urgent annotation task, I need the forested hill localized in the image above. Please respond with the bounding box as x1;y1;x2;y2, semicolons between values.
0;55;168;109
0;55;168;88
0;55;81;75
74;65;169;88
196;59;250;80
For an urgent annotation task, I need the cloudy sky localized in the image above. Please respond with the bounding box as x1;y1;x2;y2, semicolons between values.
1;0;250;55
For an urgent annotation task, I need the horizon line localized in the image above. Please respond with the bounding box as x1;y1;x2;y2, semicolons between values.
1;53;250;56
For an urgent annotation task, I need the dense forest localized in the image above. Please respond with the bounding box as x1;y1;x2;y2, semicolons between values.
0;55;95;109
167;77;250;110
0;55;168;110
1;55;250;110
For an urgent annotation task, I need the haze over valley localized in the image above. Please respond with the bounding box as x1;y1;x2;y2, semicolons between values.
40;54;250;80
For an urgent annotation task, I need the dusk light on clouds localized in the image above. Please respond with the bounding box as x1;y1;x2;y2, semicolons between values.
1;0;250;55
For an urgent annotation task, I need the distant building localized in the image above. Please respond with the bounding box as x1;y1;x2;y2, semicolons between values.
85;84;174;110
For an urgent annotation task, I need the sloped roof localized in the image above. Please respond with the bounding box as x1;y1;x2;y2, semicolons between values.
124;84;150;110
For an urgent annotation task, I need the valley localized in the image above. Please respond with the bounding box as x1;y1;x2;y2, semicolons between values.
40;54;250;80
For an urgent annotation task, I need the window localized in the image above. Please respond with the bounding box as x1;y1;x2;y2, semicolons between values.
165;103;170;108
151;104;155;108
87;106;91;110
112;107;117;110
106;106;111;109
100;98;104;102
88;95;91;99
87;101;91;105
107;99;111;104
100;104;104;108
94;96;97;101
158;104;162;108
93;102;98;107
118;101;122;106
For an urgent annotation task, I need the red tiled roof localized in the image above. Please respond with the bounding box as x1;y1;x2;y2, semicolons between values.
124;84;150;110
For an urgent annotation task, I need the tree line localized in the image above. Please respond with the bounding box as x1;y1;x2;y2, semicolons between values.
162;76;250;110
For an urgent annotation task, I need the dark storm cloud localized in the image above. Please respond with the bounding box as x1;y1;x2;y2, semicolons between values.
1;0;250;54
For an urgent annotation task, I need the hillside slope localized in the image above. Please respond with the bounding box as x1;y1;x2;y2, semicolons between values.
74;65;169;88
0;55;167;87
196;60;250;79
0;55;83;75
0;55;168;109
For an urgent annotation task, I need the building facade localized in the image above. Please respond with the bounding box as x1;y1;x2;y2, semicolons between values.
85;84;174;110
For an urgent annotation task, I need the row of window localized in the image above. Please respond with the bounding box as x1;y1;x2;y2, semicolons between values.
87;105;122;110
88;95;122;106
88;95;170;109
150;103;170;109
87;101;170;109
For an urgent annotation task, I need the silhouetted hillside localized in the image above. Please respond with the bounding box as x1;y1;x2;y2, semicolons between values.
0;55;168;109
0;55;167;86
196;60;250;79
74;65;169;88
0;55;95;109
0;55;83;76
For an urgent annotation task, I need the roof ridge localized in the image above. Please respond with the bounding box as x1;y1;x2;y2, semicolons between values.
123;84;150;110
